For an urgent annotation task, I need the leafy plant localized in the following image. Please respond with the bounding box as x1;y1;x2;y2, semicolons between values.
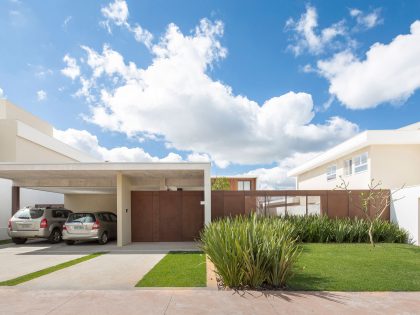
211;177;231;190
200;213;300;289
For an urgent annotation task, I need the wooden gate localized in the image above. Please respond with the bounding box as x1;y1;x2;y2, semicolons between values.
131;191;204;242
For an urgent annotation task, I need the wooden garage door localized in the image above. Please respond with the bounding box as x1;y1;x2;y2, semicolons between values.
131;191;204;242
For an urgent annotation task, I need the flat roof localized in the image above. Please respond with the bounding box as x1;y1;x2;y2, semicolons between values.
0;162;211;194
288;129;420;177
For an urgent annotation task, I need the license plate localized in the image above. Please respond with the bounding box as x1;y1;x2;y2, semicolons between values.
74;225;84;230
19;224;31;228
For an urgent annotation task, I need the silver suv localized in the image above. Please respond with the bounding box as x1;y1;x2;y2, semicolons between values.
8;207;72;244
63;212;117;245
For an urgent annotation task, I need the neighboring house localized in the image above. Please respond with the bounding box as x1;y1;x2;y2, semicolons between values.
288;122;420;245
211;176;257;191
288;122;420;190
0;100;97;239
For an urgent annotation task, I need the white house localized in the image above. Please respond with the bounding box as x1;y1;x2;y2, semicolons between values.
0;100;98;238
0;100;211;245
288;122;420;244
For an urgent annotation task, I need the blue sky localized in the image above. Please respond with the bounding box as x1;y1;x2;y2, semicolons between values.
0;0;419;188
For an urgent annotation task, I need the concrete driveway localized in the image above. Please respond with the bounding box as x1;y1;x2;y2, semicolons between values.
0;240;199;289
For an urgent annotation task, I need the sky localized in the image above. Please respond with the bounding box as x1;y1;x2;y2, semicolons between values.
0;0;419;189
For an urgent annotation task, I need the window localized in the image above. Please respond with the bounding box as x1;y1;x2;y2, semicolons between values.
326;165;337;181
238;180;251;191
52;210;64;218
67;213;96;223
344;159;352;176
109;213;117;222
354;152;368;173
15;208;44;219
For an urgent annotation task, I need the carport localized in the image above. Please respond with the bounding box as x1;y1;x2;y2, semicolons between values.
0;162;211;246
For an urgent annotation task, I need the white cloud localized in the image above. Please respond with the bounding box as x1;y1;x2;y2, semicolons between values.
73;18;357;167
350;8;382;30
36;90;47;101
187;152;211;163
63;16;72;28
61;54;81;80
0;87;5;99
285;5;347;55
54;128;183;162
238;152;320;190
317;20;420;109
101;0;153;48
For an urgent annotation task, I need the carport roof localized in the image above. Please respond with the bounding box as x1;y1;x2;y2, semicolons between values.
0;162;210;193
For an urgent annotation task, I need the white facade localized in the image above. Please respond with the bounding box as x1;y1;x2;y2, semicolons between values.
0;100;98;239
391;186;420;245
288;123;420;190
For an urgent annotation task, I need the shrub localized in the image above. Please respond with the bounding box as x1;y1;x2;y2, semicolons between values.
200;214;300;289
282;215;409;244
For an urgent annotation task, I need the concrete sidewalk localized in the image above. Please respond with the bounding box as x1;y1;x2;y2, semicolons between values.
1;288;419;315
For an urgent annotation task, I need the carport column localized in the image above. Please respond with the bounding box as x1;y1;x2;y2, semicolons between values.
204;166;211;225
12;186;20;215
117;172;131;247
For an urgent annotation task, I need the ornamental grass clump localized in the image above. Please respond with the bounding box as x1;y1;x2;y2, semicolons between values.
200;214;300;289
282;215;409;244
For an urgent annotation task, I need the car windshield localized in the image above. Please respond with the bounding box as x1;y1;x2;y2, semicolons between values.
14;208;44;219
67;213;96;223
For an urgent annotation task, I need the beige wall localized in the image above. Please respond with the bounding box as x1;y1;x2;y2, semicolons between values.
296;144;420;190
15;137;77;163
0;120;17;161
64;194;117;213
297;147;371;190
0;100;53;136
117;173;131;246
370;145;420;189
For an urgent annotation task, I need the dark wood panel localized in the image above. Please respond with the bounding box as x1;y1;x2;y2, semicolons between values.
158;191;183;242
131;192;154;242
182;191;204;241
131;191;204;242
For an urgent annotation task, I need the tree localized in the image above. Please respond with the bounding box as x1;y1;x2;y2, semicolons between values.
336;177;403;247
211;177;231;190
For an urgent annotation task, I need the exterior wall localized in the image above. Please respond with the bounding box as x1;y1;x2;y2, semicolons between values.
0;179;12;239
0;100;53;136
15;137;77;163
370;145;420;189
297;147;371;190
117;174;131;246
391;186;420;245
64;194;117;213
20;188;64;208
211;177;257;191
0;120;17;161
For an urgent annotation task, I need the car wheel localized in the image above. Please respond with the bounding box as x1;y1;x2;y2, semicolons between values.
12;237;27;244
49;228;62;244
65;240;75;245
98;232;108;245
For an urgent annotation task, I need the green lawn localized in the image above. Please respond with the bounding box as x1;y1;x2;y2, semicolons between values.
0;252;106;286
0;239;11;245
136;251;206;287
288;243;420;291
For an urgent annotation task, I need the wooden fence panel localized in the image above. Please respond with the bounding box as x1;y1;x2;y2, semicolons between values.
210;190;390;221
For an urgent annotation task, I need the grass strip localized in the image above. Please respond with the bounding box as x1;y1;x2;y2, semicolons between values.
136;251;206;287
0;239;11;245
289;243;420;291
0;252;106;286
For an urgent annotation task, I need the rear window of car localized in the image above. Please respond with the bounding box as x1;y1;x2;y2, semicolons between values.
15;208;44;219
67;213;96;223
52;210;71;218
